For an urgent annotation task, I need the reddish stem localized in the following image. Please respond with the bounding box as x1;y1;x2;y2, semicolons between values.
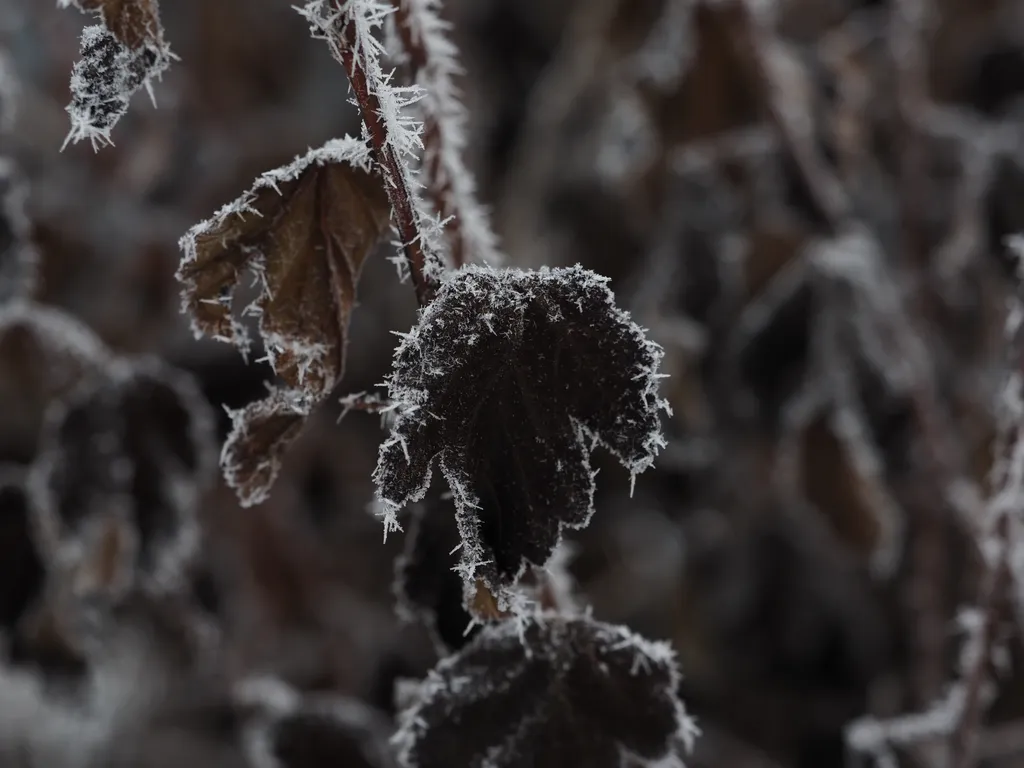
336;16;437;306
390;0;467;266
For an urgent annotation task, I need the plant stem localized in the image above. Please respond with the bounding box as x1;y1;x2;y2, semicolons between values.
335;12;438;306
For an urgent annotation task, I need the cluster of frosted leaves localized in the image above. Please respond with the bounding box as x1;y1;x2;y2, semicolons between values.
61;0;172;148
237;676;397;768
374;265;669;609
29;357;216;598
0;301;111;459
177;138;391;506
0;468;46;639
0;161;37;303
394;615;695;768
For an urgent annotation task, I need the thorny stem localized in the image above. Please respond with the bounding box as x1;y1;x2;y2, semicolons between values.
389;0;467;267
335;13;438;306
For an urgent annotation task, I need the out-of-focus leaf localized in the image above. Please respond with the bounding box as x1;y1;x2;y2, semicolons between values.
236;676;397;768
393;615;695;768
30;357;216;596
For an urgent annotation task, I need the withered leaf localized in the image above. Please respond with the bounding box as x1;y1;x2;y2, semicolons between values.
393;615;695;768
0;467;46;637
0;301;110;462
373;265;669;609
30;357;216;596
237;677;397;768
177;138;391;507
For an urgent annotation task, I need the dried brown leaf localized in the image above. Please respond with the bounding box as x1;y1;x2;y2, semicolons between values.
178;138;391;505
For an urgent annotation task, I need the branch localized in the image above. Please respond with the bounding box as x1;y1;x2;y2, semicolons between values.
388;0;500;267
299;0;443;306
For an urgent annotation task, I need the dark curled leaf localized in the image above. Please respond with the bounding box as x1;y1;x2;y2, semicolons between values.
0;467;46;636
373;265;669;609
61;0;173;148
29;357;216;596
0;161;38;304
393;615;696;768
177;138;391;506
394;489;480;653
0;302;110;461
236;676;398;768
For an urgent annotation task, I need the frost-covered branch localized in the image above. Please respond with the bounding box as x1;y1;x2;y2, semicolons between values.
387;0;500;268
299;0;445;306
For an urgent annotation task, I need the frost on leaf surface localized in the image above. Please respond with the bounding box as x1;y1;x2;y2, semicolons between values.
62;0;173;148
0;161;37;303
0;468;46;637
394;615;694;768
237;676;397;768
373;265;669;606
30;357;216;596
176;138;391;506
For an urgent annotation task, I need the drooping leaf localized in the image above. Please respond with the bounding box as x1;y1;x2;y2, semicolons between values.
236;676;397;768
393;615;695;768
30;357;216;596
177;138;392;506
373;265;669;609
61;0;172;147
0;301;111;462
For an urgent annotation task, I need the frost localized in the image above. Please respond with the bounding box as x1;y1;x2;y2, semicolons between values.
63;25;171;150
373;265;669;610
393;614;695;768
387;0;501;267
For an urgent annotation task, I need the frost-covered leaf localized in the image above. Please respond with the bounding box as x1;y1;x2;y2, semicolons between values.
63;0;173;149
237;676;397;768
221;392;306;508
394;615;695;768
0;301;110;460
0;467;46;637
177;138;391;506
30;357;216;596
374;265;669;608
0;161;37;303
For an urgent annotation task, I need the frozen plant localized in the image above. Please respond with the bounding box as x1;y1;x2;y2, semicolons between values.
170;0;695;765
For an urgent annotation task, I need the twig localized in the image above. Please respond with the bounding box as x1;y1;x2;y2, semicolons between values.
387;0;500;267
299;0;442;306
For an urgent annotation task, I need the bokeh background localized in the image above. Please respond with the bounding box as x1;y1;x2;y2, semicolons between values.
3;0;1024;766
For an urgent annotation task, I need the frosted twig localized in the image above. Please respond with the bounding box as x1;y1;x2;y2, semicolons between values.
387;0;501;267
299;0;444;306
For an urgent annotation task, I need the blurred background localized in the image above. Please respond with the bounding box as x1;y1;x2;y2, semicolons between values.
3;0;1024;766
